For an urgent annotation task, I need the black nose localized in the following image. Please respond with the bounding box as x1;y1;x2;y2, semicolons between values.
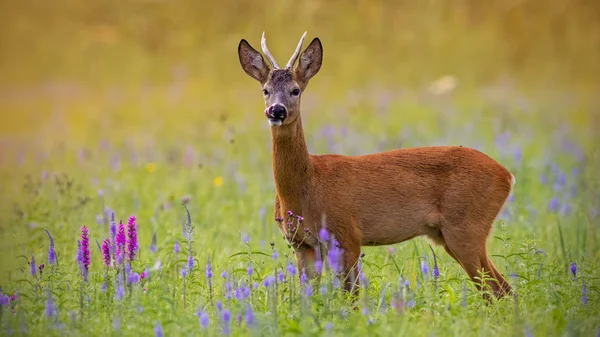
269;104;287;119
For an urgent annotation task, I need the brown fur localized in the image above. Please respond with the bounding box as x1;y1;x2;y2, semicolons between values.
238;34;514;300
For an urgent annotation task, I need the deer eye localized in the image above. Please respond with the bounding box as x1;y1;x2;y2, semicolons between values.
291;88;300;96
262;89;269;96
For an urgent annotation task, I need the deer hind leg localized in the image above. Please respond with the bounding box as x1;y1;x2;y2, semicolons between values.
440;226;510;300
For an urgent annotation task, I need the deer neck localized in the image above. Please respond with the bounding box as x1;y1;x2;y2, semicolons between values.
271;116;313;200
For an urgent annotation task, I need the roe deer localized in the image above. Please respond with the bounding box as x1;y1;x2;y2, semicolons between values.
237;32;514;299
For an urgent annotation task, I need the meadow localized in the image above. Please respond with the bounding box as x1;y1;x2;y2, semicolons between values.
0;1;599;336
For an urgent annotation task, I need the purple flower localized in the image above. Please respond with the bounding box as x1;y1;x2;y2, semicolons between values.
264;276;276;288
45;292;55;317
181;268;188;278
109;214;117;254
321;285;327;295
305;284;313;297
45;229;57;265
242;233;250;244
126;216;138;261
315;260;323;275
548;196;560;213
0;295;9;306
115;275;125;301
300;270;307;285
216;301;223;311
421;259;429;276
221;271;228;279
222;309;231;335
116;221;126;263
325;322;333;332
582;276;588;305
555;171;567;190
272;249;278;260
560;202;572;216
76;240;83;267
286;261;297;276
514;147;522;163
101;238;111;267
128;272;140;284
570;262;577;278
187;254;194;270
30;254;36;277
327;243;344;273
141;268;150;280
319;228;330;242
206;256;213;279
174;240;180;254
81;226;91;281
154;321;164;337
150;232;157;254
247;263;253;277
245;305;254;326
197;310;209;329
278;271;285;282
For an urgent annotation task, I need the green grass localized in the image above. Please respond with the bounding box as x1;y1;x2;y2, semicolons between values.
0;1;599;336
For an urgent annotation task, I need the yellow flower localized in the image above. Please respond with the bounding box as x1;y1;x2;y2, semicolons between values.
213;176;223;187
146;163;156;173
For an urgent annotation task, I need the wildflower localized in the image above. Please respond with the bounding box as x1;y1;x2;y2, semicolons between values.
247;263;253;277
321;285;327;295
181;268;188;278
582;276;588;305
514;146;522;163
319;228;330;242
206;255;213;279
222;309;231;335
560;202;572;216
154;321;164;337
140;268;149;280
300;270;307;285
245;304;254;326
570;262;577;278
554;171;567;190
548;196;560;213
216;301;223;311
0;294;9;306
407;299;416;308
115;275;125;301
242;233;250;244
286;261;297;276
264;276;276;288
126;216;138;261
150;232;157;254
421;259;429;277
128;272;140;284
431;249;440;279
187;254;194;270
278;271;285;282
213;176;223;187
327;242;344;273
115;221;126;263
305;284;313;297
76;240;83;267
315;260;323;275
45;229;57;265
45;291;55;318
272;249;278;260
221;271;228;279
174;241;180;254
9;293;16;303
101;238;111;267
325;322;333;332
197;309;209;329
30;254;36;277
38;264;45;276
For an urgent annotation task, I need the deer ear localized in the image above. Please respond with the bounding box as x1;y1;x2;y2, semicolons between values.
238;39;270;83
295;38;322;83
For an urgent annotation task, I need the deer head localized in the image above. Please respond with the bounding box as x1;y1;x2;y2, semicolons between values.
238;32;323;127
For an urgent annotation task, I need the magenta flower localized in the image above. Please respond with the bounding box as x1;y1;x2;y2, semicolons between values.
81;226;90;281
115;221;126;263
101;239;111;267
126;216;138;261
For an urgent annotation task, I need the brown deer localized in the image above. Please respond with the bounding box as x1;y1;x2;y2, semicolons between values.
237;32;514;299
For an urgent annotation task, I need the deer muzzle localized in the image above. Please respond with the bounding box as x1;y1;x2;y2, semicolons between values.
265;104;287;126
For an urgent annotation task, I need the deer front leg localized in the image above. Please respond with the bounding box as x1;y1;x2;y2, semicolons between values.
295;244;320;280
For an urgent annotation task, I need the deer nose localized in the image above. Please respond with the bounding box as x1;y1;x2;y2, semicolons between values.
266;104;287;120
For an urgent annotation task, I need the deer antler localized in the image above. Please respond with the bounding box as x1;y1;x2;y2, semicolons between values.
286;31;307;69
261;32;279;69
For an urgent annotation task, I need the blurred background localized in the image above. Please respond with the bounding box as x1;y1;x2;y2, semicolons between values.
0;0;599;262
0;0;598;141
